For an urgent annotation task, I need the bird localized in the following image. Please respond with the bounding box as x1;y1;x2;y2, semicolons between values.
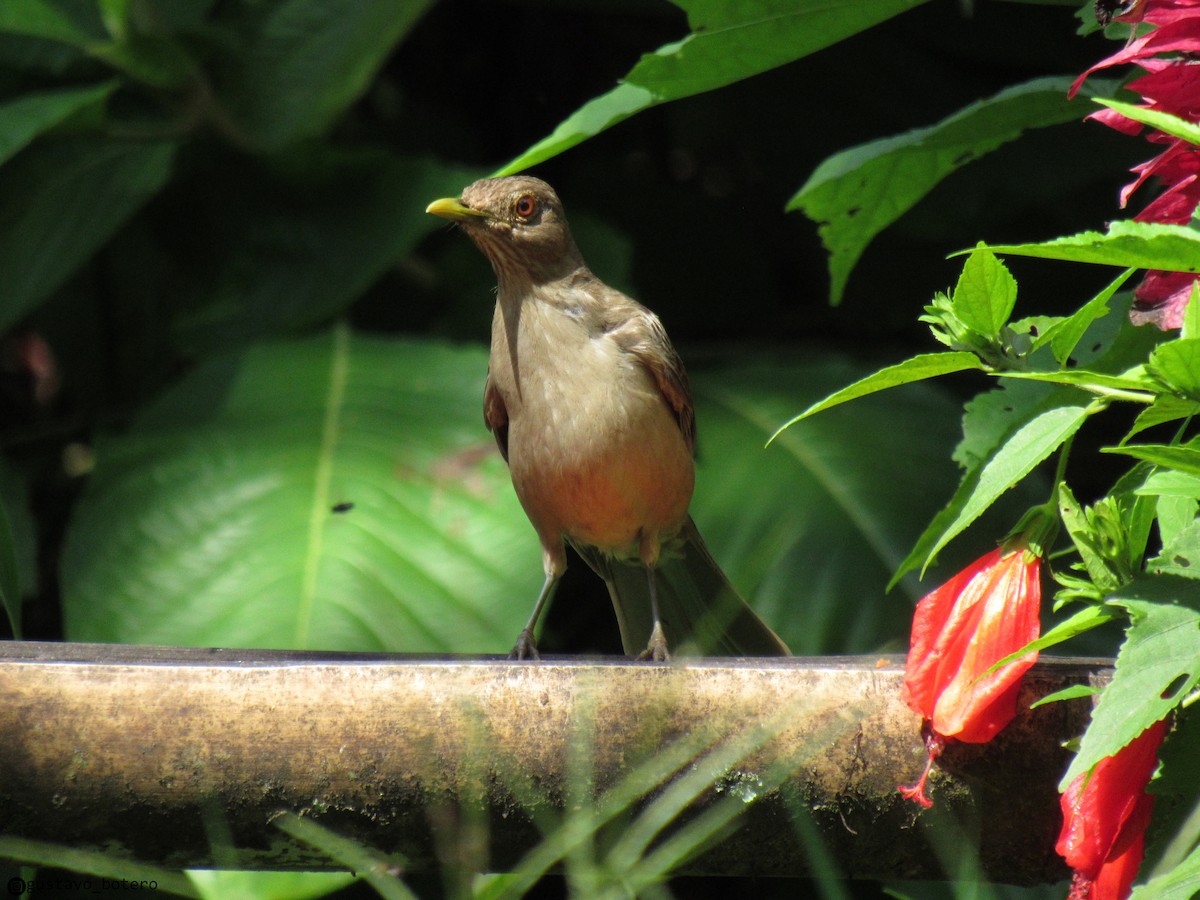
426;175;789;660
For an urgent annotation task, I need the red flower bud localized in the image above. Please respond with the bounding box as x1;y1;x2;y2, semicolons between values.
898;546;1042;806
1057;718;1169;900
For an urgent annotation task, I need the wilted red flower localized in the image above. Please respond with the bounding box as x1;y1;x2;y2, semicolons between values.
1071;0;1200;329
898;544;1042;807
1057;718;1169;900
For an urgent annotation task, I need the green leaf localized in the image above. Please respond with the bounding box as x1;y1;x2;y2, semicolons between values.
790;76;1101;304
214;0;435;150
692;357;963;652
1150;339;1200;402
1136;470;1200;500
994;367;1156;395
1105;443;1200;479
1062;576;1200;788
188;871;357;900
1147;520;1200;580
898;404;1090;578
0;81;116;167
984;221;1200;274
61;342;964;656
497;0;931;175
768;351;983;440
1042;267;1132;366
1126;395;1200;443
171;151;481;351
993;603;1119;677
1030;683;1101;709
61;329;543;652
0;0;96;45
0;137;175;333
952;245;1017;337
1058;481;1128;594
1181;281;1200;341
1130;844;1200;900
1095;98;1200;146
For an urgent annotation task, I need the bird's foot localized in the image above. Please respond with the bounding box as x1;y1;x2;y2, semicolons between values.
637;622;671;662
509;628;540;661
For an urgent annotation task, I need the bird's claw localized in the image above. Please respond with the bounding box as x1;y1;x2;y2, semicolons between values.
509;628;540;661
637;622;671;662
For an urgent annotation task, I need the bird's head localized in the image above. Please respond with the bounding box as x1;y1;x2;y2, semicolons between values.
426;176;583;286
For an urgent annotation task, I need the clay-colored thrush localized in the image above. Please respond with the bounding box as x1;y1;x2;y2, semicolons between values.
427;176;789;660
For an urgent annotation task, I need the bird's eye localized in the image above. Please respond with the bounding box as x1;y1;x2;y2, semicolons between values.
514;194;538;220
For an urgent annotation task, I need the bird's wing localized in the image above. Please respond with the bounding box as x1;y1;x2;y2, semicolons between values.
603;299;696;453
483;370;510;462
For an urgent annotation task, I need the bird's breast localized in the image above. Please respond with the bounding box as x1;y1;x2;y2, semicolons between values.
491;297;693;553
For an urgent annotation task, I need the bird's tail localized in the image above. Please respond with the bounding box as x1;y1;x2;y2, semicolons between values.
572;516;790;657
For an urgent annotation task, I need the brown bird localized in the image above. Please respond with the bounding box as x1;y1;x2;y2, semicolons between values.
426;176;789;660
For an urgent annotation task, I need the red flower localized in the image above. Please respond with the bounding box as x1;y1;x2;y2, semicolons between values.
1057;718;1169;900
898;545;1042;807
1071;0;1200;328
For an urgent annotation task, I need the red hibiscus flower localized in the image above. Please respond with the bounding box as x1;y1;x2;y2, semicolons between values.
898;544;1042;807
1057;718;1170;900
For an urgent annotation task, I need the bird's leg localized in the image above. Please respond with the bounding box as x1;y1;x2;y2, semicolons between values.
637;565;671;662
510;572;557;660
511;545;565;660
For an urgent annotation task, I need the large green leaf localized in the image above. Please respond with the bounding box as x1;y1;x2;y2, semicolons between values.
790;77;1100;304
692;357;962;653
170;151;481;351
1061;577;1200;788
213;0;435;150
0;137;175;333
61;336;962;655
61;329;540;652
497;0;928;175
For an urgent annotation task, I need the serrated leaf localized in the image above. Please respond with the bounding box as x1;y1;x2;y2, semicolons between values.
953;245;1017;336
1136;471;1200;500
994;367;1155;394
1062;577;1200;788
1147;520;1200;580
1149;339;1200;402
992;603;1119;676
1125;396;1200;443
1042;267;1132;366
898;404;1090;579
954;378;1056;470
1105;443;1200;478
768;351;982;440
1095;98;1200;146
0;81;116;166
1059;482;1126;593
497;0;930;176
0;137;175;332
790;76;1104;304
985;221;1200;274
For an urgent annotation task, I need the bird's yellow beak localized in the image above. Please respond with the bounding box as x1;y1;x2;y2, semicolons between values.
425;197;489;222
